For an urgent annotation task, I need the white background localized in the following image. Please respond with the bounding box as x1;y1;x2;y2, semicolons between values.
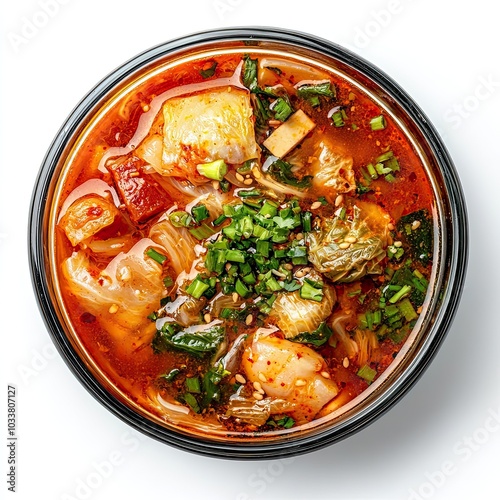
1;1;499;499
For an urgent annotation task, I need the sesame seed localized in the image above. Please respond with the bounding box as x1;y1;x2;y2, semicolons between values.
142;104;150;112
225;263;232;272
232;292;239;303
343;357;349;368
283;263;293;271
129;171;140;178
268;119;281;127
235;374;246;384
253;381;262;391
310;201;322;210
321;371;331;379
295;379;306;387
394;240;403;248
338;242;351;249
334;194;344;207
344;236;357;244
253;392;264;400
252;167;261;179
243;178;253;185
387;223;395;231
258;372;267;383
204;313;211;323
295;232;304;241
245;314;253;326
302;267;311;274
411;220;421;230
294;269;306;278
108;304;119;314
235;172;245;182
212;180;220;190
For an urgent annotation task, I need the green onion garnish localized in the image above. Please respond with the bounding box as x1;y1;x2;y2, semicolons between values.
169;211;192;228
300;281;324;302
196;159;228;181
185;377;201;394
191;204;210;223
370;115;386;131
185;276;210;299
146;247;167;265
357;365;377;383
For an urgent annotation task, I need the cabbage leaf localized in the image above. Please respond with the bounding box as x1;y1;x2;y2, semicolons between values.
307;201;390;282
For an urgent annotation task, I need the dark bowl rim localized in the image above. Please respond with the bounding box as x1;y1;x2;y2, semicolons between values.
28;26;469;460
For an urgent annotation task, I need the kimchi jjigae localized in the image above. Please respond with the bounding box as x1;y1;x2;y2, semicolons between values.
55;48;435;435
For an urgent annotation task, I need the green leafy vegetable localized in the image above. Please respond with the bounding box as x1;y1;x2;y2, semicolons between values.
296;81;336;106
199;61;217;78
152;322;225;357
268;159;312;189
289;321;333;347
242;54;258;91
397;209;433;265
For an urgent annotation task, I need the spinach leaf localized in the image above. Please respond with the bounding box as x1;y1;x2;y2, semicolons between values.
289;321;333;347
268;159;312;189
397;209;433;265
152;322;225;357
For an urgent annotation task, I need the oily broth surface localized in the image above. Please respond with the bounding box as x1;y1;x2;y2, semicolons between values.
55;49;435;435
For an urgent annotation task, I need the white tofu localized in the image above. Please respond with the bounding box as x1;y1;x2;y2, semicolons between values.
263;109;316;158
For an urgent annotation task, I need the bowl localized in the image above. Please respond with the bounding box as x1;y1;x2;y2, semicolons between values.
29;27;468;459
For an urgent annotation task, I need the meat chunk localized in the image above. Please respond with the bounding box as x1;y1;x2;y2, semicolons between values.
109;156;169;223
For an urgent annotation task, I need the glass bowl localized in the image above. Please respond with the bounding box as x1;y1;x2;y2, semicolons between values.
28;27;468;459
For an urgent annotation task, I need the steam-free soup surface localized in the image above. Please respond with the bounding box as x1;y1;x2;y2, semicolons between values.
56;50;434;435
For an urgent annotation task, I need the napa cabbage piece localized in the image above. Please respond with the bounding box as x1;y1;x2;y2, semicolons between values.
310;140;355;199
270;270;336;338
61;239;164;347
149;220;198;277
151;87;259;183
307;201;391;282
59;194;120;247
242;334;339;424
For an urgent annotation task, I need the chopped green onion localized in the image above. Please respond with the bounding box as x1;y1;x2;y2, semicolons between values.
163;276;174;288
389;285;412;304
385;173;396;183
375;150;394;163
196;159;228;181
238;188;262;198
300;281;324;302
370;115;386;131
331;110;345;127
366;163;378;180
161;368;180;382
256;240;271;257
212;214;228;227
189;223;217;240
302;211;312;232
259;200;279;218
226;249;246;263
191;204;210;223
273;97;293;122
183;393;200;413
169;211;192;228
146;247;167;265
185;377;201;394
235;279;251;298
185;276;210;299
397;298;418;322
357;365;377;383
